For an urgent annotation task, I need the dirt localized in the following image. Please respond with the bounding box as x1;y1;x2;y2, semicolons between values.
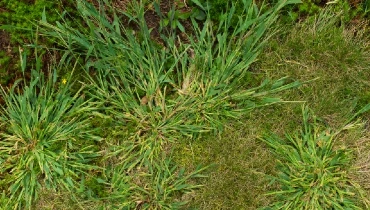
0;29;10;52
0;29;11;103
0;29;18;89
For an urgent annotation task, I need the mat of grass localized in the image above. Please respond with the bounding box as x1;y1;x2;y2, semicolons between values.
1;1;370;209
178;8;370;209
1;0;302;209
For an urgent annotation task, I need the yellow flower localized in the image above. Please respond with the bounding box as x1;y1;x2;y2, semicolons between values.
62;78;67;85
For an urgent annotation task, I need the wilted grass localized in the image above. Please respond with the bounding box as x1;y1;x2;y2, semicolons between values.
352;133;370;202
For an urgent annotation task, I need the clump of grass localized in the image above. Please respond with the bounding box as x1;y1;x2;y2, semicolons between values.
0;56;100;209
35;0;301;208
39;0;300;152
130;159;207;209
172;6;370;209
261;105;370;209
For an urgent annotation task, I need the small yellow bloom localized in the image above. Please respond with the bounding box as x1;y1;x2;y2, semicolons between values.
62;78;67;85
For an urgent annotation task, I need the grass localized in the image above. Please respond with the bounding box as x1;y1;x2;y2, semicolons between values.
174;119;278;209
1;0;370;209
261;105;370;209
173;7;370;210
1;0;301;208
260;9;370;120
0;57;100;209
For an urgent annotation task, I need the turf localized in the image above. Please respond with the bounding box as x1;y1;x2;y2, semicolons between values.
1;1;370;209
174;10;370;209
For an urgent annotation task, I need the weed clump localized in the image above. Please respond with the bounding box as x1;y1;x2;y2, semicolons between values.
0;62;100;209
261;106;370;209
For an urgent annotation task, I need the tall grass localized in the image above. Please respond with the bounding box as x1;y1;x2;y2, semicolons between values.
30;0;302;208
39;0;300;151
0;56;99;209
261;105;370;209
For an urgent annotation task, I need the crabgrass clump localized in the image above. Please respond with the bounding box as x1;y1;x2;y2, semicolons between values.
34;0;302;208
261;106;370;209
0;56;100;209
39;0;300;142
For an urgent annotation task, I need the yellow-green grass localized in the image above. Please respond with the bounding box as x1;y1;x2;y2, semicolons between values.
4;4;370;209
174;9;370;209
31;9;370;210
32;10;370;210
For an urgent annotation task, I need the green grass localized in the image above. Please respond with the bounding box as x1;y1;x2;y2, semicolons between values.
261;105;370;209
259;8;370;119
173;7;370;209
0;0;301;208
0;0;77;44
173;119;278;209
0;58;100;209
1;1;370;209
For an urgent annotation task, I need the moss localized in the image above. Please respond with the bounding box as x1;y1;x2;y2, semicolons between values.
0;0;77;44
0;51;11;85
0;0;80;86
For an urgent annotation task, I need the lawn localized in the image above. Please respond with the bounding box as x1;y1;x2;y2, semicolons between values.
0;0;370;209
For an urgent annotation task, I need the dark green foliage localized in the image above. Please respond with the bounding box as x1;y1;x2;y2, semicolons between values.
0;0;79;87
0;51;11;85
276;0;370;22
190;0;246;27
297;0;321;16
157;0;206;33
0;0;74;44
